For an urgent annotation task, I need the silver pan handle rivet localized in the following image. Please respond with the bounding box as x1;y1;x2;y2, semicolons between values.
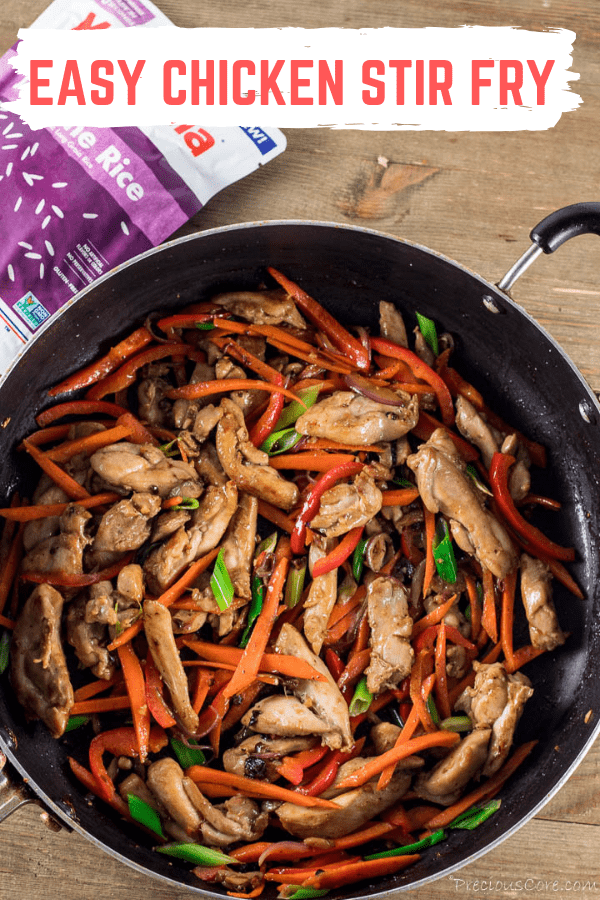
482;294;503;314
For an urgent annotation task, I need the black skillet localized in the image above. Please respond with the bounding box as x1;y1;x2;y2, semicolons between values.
1;203;600;897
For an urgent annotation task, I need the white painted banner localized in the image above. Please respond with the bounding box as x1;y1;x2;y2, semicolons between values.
6;25;580;131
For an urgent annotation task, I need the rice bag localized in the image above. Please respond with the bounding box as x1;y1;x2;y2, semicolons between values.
0;0;286;374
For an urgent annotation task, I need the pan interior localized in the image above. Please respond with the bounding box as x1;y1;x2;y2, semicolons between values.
1;222;599;898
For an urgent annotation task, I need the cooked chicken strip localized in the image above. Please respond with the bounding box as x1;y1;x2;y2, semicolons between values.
365;576;414;694
277;767;412;839
144;598;199;734
407;428;517;579
379;301;408;347
242;695;336;739
66;591;115;680
220;493;258;601
414;728;492;805
216;398;299;511
311;469;383;538
212;288;306;329
275;624;353;751
147;757;202;835
11;584;74;737
303;535;338;655
520;553;567;651
144;481;238;594
93;492;162;553
21;505;91;576
455;396;530;501
90;442;201;498
151;508;192;544
222;735;316;781
296;390;419;445
455;661;533;777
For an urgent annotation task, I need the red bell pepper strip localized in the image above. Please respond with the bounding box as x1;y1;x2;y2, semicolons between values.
68;756;129;817
298;737;366;796
500;568;517;668
36;399;127;427
44;423;133;464
311;526;365;579
86;343;206;400
88;726;167;804
145;651;177;728
48;327;153;397
276;745;330;785
116;411;159;446
290;460;364;554
489;452;575;561
249;391;285;448
325;648;346;681
267;266;370;371
422;505;436;597
370;336;454;425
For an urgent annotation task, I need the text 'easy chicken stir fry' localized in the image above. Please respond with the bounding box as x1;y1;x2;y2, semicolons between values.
0;267;579;898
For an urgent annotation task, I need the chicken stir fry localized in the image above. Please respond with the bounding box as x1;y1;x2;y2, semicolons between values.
0;267;577;895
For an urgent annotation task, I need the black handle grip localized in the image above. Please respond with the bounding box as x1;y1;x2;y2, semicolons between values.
531;202;600;253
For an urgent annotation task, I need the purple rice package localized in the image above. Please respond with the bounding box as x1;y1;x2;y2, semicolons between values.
0;0;286;373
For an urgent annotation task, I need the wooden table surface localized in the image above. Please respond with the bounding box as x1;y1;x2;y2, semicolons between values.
1;0;600;898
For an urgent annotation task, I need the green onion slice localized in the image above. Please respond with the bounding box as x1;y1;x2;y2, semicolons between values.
440;715;472;732
156;842;238;866
449;799;501;830
351;537;368;582
239;575;265;648
195;321;216;330
466;463;493;496
285;559;307;608
415;311;439;356
173;497;200;510
127;793;164;837
432;519;458;584
365;828;447;859
170;737;207;768
210;548;235;612
349;675;373;717
65;714;91;733
285;889;330;899
255;532;278;558
275;385;321;431
0;631;10;675
392;476;415;489
159;438;180;458
260;427;303;456
426;693;440;725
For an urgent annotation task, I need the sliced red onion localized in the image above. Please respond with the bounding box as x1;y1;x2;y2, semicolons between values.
258;841;310;867
344;372;407;406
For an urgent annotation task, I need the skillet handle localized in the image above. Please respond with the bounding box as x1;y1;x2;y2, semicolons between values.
498;202;600;292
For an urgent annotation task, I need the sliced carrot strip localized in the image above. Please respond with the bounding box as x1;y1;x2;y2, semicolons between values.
22;439;90;501
48;326;152;396
166;379;302;404
381;488;419;507
186;766;340;809
256;499;294;534
117;643;150;763
106;547;220;650
435;621;451;720
70;696;131;715
73;672;122;702
269;452;358;471
223;553;290;700
0;492;120;521
500;568;517;667
0;522;24;615
182;640;327;682
36;400;127;427
422;505;436;597
334;730;459;792
481;568;498;644
45;424;132;464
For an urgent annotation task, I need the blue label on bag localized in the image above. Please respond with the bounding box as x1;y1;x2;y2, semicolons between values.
239;126;278;155
14;292;51;329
